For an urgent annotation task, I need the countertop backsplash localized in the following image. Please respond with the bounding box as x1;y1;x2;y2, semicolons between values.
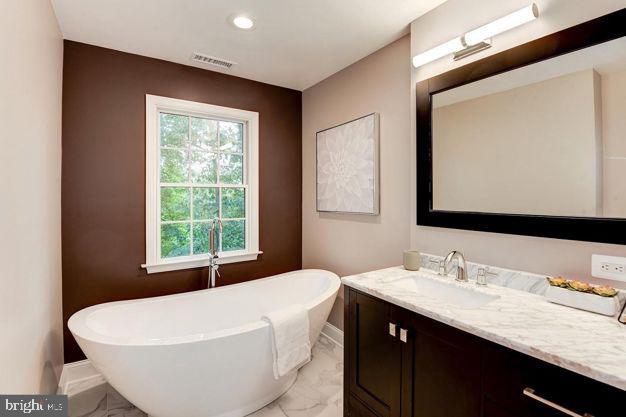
419;253;550;295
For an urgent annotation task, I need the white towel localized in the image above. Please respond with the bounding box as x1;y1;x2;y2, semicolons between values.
262;305;311;379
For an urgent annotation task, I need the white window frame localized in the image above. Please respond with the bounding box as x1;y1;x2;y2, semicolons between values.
142;94;261;274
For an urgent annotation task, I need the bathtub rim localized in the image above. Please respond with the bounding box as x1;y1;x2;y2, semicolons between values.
68;268;340;347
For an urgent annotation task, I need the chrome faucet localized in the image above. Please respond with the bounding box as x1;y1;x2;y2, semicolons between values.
208;219;222;288
444;251;468;282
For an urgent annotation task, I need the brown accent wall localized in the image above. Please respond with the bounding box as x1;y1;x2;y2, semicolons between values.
62;41;302;363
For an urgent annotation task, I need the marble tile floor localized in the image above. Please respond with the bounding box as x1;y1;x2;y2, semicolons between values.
249;334;343;417
68;381;148;417
68;333;343;417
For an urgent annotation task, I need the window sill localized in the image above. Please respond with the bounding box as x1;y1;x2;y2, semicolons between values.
141;250;262;274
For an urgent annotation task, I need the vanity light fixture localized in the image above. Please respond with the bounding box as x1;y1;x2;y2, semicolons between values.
232;15;254;30
464;4;539;46
412;37;465;68
412;3;539;68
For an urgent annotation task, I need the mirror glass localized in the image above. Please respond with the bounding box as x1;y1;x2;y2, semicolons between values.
432;37;626;218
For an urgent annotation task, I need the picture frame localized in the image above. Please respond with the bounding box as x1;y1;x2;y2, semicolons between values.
316;113;380;215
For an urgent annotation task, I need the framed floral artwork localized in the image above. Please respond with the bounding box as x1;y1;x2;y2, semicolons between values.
316;113;379;215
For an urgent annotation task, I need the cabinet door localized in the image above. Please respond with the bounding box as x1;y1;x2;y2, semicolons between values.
346;289;403;417
402;313;483;417
483;344;626;417
348;395;384;417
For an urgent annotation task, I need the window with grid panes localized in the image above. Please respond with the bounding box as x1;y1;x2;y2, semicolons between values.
143;95;259;273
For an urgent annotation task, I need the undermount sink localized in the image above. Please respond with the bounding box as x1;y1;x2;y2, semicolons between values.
390;274;499;309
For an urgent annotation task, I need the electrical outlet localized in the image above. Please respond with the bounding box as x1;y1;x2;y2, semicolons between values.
591;255;626;282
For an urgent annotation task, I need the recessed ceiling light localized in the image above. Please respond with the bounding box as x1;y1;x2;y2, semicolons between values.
232;15;254;30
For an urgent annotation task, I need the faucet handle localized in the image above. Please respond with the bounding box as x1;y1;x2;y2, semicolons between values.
428;258;446;276
476;267;497;286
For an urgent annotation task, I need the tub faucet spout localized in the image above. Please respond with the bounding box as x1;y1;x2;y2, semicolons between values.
208;219;222;288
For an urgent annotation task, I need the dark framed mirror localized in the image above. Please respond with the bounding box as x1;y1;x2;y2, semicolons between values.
416;9;626;245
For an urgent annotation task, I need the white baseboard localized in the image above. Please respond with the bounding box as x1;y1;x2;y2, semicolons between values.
321;322;344;347
58;359;104;395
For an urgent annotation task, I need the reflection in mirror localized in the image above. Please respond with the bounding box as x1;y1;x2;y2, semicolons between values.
432;37;626;218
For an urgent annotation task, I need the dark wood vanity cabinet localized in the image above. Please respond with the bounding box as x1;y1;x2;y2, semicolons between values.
345;289;482;417
345;288;625;417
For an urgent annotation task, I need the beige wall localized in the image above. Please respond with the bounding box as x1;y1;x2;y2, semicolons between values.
302;36;411;329
411;0;626;287
0;0;64;393
601;69;626;218
433;70;602;217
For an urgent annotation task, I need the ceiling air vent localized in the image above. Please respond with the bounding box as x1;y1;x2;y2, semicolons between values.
190;52;236;69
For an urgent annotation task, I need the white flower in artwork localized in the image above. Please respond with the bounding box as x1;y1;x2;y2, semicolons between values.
316;114;378;214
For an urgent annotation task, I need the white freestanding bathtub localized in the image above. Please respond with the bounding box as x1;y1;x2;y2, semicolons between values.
68;269;340;417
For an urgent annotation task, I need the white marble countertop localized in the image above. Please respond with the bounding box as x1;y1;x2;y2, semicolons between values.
342;266;626;391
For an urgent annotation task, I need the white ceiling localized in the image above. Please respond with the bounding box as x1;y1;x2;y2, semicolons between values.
51;0;447;91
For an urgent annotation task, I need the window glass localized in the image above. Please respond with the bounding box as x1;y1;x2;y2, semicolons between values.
160;113;189;147
161;223;191;258
158;113;246;258
222;220;245;251
218;121;244;153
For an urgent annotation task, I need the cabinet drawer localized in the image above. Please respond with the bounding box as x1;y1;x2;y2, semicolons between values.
483;399;521;417
483;345;625;417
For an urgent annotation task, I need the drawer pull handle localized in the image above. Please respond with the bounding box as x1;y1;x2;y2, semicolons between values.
523;388;594;417
389;323;397;337
400;328;408;343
